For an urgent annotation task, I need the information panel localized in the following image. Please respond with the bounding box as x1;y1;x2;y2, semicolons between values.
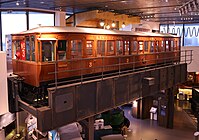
0;52;8;115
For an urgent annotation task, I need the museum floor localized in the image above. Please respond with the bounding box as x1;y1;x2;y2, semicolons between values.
121;100;196;140
101;100;196;140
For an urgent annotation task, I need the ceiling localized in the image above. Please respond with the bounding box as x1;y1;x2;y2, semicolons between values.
1;0;199;24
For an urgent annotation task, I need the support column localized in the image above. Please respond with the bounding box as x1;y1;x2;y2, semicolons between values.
0;129;5;140
80;116;94;140
55;11;66;26
158;88;174;128
132;96;153;119
167;88;174;128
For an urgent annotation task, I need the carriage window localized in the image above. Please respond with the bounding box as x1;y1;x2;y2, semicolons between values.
107;41;115;55
138;41;143;51
131;41;137;54
13;40;21;59
166;40;169;51
58;40;67;60
86;40;93;56
170;41;174;51
174;41;178;51
25;36;30;61
150;41;154;52
156;41;159;52
71;40;82;58
124;41;129;55
144;41;148;52
31;36;35;61
42;40;55;62
97;40;105;56
116;41;123;55
161;41;165;52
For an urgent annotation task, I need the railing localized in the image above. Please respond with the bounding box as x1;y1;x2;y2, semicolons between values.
49;50;193;87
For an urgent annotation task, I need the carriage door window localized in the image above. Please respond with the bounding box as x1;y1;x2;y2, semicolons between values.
107;41;115;55
97;40;105;56
58;40;67;60
25;36;30;61
124;41;130;55
170;41;174;51
150;41;155;53
42;40;55;62
116;41;123;55
86;40;93;57
30;36;35;61
71;40;82;58
144;41;149;53
131;41;137;54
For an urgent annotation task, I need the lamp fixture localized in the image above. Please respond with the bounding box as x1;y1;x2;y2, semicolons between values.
99;20;105;27
106;24;110;29
122;22;125;28
112;21;116;27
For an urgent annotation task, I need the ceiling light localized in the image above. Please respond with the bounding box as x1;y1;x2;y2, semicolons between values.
40;1;44;4
112;21;116;27
16;1;19;6
100;20;105;27
122;22;125;28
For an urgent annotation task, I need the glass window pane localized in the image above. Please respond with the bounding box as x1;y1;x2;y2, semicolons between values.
184;23;199;46
168;24;183;46
166;41;169;51
13;40;22;59
97;41;105;56
150;41;154;52
124;41;129;55
2;11;26;51
71;40;82;58
107;41;115;55
144;41;148;52
131;41;137;54
139;41;143;51
25;36;30;60
116;41;123;55
42;41;55;61
161;41;165;52
170;41;174;51
29;12;54;29
58;40;67;60
31;36;35;61
86;40;93;56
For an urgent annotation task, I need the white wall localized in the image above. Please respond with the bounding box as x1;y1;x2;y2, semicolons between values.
131;20;160;32
181;46;199;72
0;52;8;115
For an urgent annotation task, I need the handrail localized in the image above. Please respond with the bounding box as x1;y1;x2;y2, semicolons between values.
49;50;193;87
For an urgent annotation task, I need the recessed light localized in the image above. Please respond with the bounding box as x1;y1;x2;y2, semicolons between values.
40;1;44;4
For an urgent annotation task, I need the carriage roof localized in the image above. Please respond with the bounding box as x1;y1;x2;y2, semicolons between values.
12;26;179;38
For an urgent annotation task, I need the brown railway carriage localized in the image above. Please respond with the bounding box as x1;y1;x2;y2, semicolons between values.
11;26;180;87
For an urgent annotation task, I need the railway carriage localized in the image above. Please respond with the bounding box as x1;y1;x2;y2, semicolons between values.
11;26;180;87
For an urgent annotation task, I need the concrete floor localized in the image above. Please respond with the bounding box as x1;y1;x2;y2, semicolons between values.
122;100;196;140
